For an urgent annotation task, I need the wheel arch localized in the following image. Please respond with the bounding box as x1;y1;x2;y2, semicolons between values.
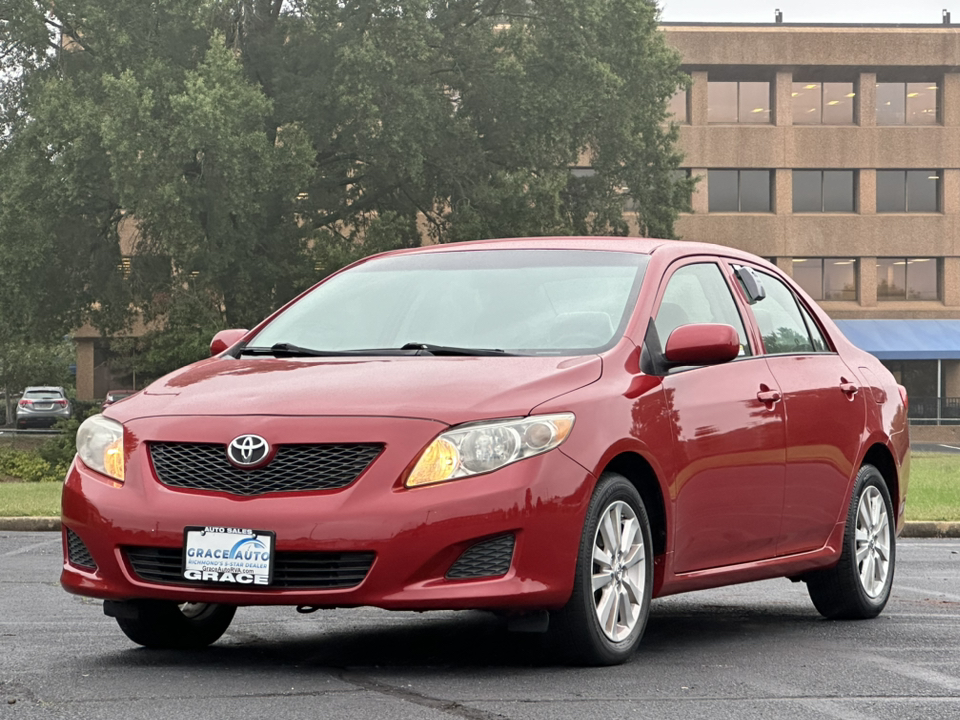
602;452;667;557
861;443;900;522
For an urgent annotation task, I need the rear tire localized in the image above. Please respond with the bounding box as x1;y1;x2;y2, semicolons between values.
806;464;895;619
114;601;236;649
551;472;653;666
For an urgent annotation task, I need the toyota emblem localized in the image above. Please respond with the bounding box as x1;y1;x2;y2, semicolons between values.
227;435;270;467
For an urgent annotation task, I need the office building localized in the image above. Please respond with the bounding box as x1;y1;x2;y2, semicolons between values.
661;21;960;425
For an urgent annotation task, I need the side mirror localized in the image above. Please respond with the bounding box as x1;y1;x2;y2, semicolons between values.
735;266;766;305
210;329;249;356
664;324;740;367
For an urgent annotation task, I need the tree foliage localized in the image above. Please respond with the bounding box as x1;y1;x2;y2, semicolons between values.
0;0;692;345
107;283;227;389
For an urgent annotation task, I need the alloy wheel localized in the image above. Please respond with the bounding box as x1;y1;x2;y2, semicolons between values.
855;485;891;598
591;500;646;642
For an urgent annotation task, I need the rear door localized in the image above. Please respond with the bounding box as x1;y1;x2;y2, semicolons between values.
735;265;866;556
650;259;787;574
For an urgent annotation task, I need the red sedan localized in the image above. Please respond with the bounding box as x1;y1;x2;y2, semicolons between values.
61;237;909;665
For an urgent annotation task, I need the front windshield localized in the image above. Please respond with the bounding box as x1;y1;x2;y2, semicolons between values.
250;249;648;355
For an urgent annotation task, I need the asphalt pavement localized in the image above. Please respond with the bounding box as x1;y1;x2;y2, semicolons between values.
913;442;960;454
2;532;959;720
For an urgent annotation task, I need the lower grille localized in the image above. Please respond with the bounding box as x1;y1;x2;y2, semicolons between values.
446;534;515;579
124;546;375;589
66;528;97;570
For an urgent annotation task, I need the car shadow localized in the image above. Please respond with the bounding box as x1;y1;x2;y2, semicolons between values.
643;600;823;653
96;599;825;671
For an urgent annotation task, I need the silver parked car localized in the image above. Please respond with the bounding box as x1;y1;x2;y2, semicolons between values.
16;386;72;428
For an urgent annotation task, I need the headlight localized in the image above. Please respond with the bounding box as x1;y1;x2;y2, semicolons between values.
76;415;125;483
405;413;575;488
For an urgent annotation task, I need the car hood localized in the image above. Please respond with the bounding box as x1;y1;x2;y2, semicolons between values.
108;354;602;426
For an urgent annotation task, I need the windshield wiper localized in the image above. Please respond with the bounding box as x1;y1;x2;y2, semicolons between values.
237;342;516;358
239;343;354;358
399;342;514;356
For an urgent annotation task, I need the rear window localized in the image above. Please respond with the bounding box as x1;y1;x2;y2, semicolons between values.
24;390;64;400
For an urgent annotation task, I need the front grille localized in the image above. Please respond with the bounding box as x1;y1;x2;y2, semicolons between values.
124;546;375;589
446;534;515;579
149;442;383;496
66;528;97;570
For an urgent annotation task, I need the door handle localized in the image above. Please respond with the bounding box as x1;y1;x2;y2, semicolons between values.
757;389;782;404
840;381;859;397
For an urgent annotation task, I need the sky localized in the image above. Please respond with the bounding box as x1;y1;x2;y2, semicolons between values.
658;0;960;24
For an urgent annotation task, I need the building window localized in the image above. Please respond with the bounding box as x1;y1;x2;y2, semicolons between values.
876;82;938;125
667;89;687;123
708;81;771;124
708;170;772;212
792;258;858;301
877;258;939;300
792;170;855;212
792;82;855;125
876;170;940;212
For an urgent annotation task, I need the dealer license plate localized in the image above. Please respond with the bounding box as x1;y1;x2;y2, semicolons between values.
183;526;275;585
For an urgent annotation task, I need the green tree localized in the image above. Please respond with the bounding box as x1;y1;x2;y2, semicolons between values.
1;0;692;347
107;282;227;388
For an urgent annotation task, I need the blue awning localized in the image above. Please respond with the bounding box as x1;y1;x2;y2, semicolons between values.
833;319;960;361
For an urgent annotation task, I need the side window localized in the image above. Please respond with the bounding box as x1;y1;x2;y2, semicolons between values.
655;263;752;356
797;302;830;352
746;270;816;354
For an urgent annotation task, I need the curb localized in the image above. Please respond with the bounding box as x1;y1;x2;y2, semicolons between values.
0;517;61;531
1;517;959;537
899;521;960;539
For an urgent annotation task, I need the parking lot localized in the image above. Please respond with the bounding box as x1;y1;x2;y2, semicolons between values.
1;533;957;719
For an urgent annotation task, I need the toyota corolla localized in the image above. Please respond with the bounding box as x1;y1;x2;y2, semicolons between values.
61;237;909;665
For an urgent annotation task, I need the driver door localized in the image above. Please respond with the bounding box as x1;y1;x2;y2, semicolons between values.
652;260;787;574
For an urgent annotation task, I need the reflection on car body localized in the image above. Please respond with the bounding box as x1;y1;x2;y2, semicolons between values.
101;390;136;412
61;237;909;665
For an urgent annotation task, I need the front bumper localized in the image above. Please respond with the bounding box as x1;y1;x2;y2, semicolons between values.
61;415;594;611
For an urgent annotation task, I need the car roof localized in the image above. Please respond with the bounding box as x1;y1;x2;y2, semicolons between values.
367;236;774;266
23;386;66;393
374;236;664;257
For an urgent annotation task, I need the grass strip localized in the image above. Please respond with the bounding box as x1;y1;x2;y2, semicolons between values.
0;481;61;517
0;453;956;521
906;452;960;522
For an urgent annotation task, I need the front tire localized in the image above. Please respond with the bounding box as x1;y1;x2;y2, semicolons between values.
552;472;653;665
806;464;895;619
114;601;236;649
